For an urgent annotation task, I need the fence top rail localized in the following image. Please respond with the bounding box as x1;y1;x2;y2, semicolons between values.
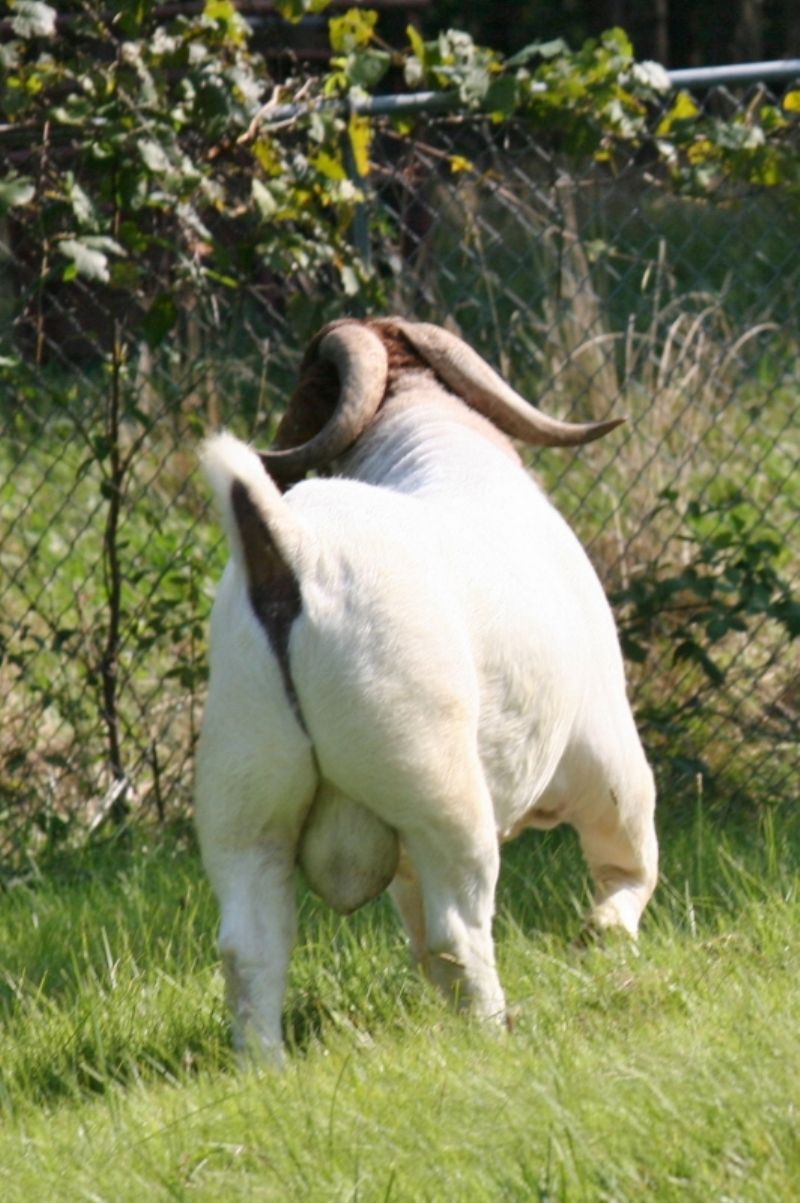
667;59;800;88
262;59;800;126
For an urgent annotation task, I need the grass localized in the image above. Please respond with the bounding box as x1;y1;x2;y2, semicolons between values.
1;807;798;1201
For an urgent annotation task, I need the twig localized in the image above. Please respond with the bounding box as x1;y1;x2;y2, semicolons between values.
237;79;314;144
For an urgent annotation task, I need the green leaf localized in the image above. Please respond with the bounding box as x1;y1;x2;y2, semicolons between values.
774;598;800;638
506;38;569;68
673;639;725;686
202;268;239;289
485;75;518;119
65;175;95;226
59;238;111;283
345;47;391;89
142;294;178;349
139;138;172;174
9;1;57;38
620;633;649;664
203;0;249;45
406;24;426;62
82;235;126;257
600;26;634;59
252;177;278;219
312;151;347;182
329;8;378;54
657;91;701;136
275;0;330;21
0;175;35;214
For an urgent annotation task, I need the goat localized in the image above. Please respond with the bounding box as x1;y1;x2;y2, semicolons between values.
196;317;658;1058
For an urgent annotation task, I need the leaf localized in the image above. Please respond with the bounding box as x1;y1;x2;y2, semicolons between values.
203;0;248;44
82;235;127;257
773;598;800;638
455;62;492;107
201;268;239;289
673;639;725;686
0;175;35;214
630;60;672;94
59;238;111;283
449;154;474;174
142;294;178;349
252;177;278;219
339;263;359;295
347;113;372;178
138;138;172;174
329;8;378;54
620;633;649;664
9;1;57;38
600;26;634;59
312;150;347;182
783;90;800;113
109;260;140;290
506;38;569;68
65;175;96;226
345;47;391;89
687;137;716;166
275;0;330;22
252;138;283;177
485;75;518;119
406;24;426;62
657;90;701;136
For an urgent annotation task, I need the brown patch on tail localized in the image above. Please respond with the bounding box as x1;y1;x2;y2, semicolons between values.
230;478;305;727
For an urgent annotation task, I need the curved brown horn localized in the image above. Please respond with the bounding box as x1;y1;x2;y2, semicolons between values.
393;319;624;447
259;321;389;478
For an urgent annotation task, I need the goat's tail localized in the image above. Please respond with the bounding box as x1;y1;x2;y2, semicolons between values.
201;431;306;633
201;430;301;565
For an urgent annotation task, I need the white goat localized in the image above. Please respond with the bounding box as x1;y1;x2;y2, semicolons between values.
196;317;657;1057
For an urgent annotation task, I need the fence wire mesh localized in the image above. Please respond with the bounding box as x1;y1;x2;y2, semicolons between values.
1;73;798;864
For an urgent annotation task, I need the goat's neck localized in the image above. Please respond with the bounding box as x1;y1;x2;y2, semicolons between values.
339;377;521;494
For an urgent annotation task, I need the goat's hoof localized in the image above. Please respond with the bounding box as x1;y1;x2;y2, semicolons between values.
236;1031;286;1071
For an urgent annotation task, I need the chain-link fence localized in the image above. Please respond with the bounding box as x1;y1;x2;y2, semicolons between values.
1;65;798;866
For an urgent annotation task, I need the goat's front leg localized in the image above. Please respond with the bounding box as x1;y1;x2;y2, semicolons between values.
213;841;297;1062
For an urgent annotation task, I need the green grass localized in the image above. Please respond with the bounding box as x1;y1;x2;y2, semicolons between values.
1;808;798;1201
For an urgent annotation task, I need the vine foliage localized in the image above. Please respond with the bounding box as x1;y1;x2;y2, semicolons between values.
3;2;799;310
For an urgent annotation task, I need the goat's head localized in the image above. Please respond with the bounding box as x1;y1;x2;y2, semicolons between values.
260;318;624;487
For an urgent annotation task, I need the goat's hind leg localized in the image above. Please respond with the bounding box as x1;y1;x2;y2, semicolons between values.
212;841;297;1061
388;848;427;966
398;754;506;1024
195;649;316;1060
575;758;658;940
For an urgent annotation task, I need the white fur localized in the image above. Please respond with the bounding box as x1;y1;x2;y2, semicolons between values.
196;370;657;1056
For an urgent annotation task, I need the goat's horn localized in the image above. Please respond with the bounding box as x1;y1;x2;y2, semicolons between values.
259;321;389;477
394;320;624;447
